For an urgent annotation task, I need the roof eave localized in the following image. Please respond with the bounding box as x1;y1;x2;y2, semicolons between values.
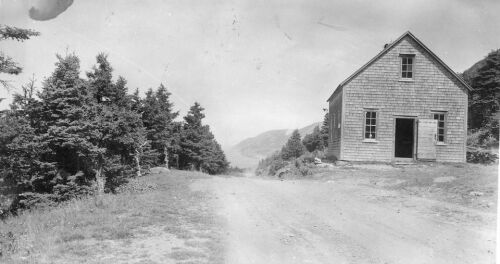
405;31;473;92
327;85;342;102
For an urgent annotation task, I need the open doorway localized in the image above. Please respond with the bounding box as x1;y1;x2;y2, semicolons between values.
395;118;415;158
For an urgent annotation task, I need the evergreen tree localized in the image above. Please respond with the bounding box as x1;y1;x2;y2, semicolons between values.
141;84;179;167
467;50;500;140
36;53;94;176
0;25;39;89
85;54;148;191
2;54;98;208
320;110;330;148
113;76;129;107
281;129;305;160
0;113;56;197
87;53;114;103
179;103;207;170
179;102;228;173
129;88;142;112
302;126;323;152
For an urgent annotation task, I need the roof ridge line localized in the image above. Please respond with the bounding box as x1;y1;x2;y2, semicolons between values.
327;31;472;102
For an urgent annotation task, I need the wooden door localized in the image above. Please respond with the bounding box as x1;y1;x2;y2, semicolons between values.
417;119;437;160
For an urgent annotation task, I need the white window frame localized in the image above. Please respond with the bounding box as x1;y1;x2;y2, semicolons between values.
400;54;415;79
363;110;378;141
432;111;447;144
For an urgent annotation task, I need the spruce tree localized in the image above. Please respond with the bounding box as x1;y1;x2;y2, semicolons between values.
86;54;148;191
37;53;94;175
0;113;56;197
87;53;114;103
281;129;305;160
0;25;39;89
468;50;500;140
180;102;229;173
141;84;179;167
302;126;323;152
320;110;330;148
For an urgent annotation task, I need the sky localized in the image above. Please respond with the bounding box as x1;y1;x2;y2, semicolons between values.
0;0;499;147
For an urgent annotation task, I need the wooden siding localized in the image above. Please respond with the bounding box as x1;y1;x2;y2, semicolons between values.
328;91;342;159
341;36;467;162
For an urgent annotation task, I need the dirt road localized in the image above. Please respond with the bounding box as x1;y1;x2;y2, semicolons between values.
196;176;496;264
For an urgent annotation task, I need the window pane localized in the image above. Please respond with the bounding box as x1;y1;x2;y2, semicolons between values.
438;122;444;128
402;65;407;71
407;58;413;64
364;111;377;139
407;65;412;72
438;128;444;135
407;72;412;78
440;115;444;121
433;114;438;119
438;135;444;142
402;57;407;64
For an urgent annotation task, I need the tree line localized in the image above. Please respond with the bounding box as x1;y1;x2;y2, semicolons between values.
256;112;330;176
0;27;228;213
462;49;499;147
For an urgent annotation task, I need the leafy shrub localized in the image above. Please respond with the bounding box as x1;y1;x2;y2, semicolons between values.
269;158;287;176
9;192;58;211
467;128;499;148
302;126;324;152
466;149;498;164
52;183;94;202
294;158;312;176
300;152;316;164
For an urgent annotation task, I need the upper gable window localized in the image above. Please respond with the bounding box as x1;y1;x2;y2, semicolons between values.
400;54;415;79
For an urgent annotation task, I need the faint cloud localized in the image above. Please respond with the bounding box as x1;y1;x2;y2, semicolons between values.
29;0;74;21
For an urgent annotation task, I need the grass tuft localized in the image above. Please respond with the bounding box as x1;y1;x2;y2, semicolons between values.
0;170;224;263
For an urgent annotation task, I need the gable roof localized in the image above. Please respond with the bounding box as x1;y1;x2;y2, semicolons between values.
327;31;472;102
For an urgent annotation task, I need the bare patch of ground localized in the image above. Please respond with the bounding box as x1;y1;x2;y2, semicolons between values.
199;163;496;264
313;162;498;212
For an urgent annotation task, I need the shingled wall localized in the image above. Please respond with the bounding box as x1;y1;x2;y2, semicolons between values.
333;36;468;162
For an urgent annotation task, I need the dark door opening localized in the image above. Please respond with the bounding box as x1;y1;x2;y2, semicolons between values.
395;118;414;158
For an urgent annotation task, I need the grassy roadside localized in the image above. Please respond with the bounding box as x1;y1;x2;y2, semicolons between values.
0;170;224;264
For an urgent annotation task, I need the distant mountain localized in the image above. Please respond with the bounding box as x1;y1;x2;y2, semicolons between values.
225;122;321;168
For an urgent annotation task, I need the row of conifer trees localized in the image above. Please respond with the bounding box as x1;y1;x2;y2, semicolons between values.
0;52;228;212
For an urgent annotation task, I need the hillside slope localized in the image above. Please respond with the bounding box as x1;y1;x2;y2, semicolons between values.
226;122;321;168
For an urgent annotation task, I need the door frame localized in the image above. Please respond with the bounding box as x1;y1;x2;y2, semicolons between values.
392;115;417;161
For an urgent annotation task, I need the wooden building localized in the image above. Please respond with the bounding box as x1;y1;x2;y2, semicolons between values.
327;31;471;162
